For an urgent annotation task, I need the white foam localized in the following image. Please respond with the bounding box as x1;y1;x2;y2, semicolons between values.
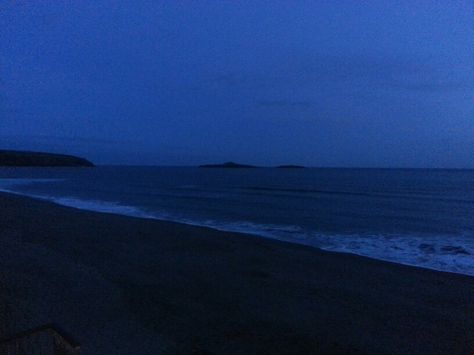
193;221;474;276
0;179;157;220
1;180;473;277
316;233;474;276
132;215;474;276
0;178;64;187
51;197;157;219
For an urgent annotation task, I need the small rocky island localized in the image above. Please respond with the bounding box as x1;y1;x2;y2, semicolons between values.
276;165;305;169
0;150;94;167
199;162;306;169
199;162;258;169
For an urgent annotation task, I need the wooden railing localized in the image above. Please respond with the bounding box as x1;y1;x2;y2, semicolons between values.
0;323;80;355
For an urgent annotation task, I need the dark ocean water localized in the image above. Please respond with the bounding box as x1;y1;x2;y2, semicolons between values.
1;166;473;275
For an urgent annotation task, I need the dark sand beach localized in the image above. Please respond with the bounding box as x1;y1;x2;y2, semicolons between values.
0;192;473;354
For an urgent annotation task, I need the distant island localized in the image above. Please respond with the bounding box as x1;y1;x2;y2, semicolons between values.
199;162;257;169
199;162;306;169
276;165;305;169
0;150;94;167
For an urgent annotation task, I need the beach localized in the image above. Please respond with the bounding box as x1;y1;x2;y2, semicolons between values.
0;191;473;354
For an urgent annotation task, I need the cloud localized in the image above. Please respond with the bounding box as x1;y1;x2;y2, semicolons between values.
0;135;131;146
0;134;191;152
385;80;473;92
209;54;473;95
256;100;311;108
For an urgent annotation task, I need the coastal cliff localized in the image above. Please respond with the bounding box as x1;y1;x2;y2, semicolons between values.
0;150;94;167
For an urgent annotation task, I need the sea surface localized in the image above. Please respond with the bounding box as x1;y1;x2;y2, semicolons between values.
1;166;473;276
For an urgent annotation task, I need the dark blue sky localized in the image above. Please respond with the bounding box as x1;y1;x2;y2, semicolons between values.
1;1;473;167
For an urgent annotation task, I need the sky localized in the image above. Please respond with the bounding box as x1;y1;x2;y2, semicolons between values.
1;1;474;167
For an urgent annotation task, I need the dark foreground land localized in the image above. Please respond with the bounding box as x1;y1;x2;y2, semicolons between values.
0;192;473;354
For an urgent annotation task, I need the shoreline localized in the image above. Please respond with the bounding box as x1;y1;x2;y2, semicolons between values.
1;188;472;278
1;191;473;354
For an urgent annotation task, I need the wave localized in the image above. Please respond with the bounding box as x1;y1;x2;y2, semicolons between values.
318;233;474;276
241;186;474;204
1;180;473;277
0;178;65;186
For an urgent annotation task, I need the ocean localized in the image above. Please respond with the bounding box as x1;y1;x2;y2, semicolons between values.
0;166;473;276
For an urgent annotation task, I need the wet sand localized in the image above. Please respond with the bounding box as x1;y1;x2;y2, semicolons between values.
0;192;473;354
